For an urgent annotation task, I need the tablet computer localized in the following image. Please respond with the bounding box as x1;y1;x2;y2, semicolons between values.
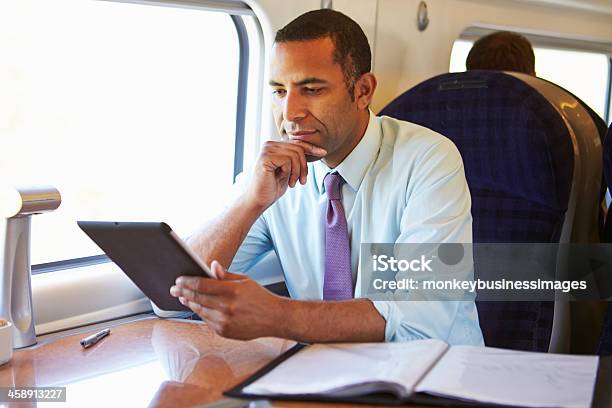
77;221;214;311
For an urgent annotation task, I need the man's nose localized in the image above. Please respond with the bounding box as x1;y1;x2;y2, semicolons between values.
283;91;307;122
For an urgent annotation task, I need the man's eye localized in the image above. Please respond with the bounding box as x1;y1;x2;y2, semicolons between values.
304;87;322;94
273;89;286;97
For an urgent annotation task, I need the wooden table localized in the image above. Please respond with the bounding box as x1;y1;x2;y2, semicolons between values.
0;318;390;407
0;317;610;407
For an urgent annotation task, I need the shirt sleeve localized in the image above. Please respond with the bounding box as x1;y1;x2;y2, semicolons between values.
226;172;274;273
371;137;482;344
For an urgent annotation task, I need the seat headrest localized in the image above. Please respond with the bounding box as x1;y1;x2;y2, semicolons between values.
380;71;573;214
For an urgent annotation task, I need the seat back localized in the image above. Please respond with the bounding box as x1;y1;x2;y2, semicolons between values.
508;72;606;353
603;124;612;243
598;124;612;356
380;71;574;351
599;304;612;356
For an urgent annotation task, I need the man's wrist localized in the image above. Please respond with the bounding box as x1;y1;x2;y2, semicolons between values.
267;297;328;342
270;296;302;340
234;192;268;221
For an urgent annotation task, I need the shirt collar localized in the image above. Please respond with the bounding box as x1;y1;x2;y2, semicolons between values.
313;110;381;194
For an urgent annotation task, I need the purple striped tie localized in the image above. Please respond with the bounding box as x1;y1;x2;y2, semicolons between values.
323;173;353;300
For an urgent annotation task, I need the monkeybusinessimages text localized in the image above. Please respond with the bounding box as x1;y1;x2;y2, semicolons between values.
370;255;587;293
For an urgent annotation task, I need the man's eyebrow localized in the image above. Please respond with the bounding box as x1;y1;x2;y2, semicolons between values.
268;78;329;87
295;77;328;86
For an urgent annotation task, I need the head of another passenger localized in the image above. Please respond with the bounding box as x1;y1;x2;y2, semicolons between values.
270;9;377;167
466;31;536;76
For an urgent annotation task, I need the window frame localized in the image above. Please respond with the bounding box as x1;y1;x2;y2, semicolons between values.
231;14;249;180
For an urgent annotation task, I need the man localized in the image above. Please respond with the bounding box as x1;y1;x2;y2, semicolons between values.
170;9;483;345
466;31;536;75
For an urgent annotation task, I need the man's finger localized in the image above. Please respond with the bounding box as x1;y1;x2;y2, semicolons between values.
271;142;309;184
266;156;292;184
286;140;327;157
211;260;244;281
174;275;234;295
286;140;327;164
211;260;226;279
285;151;301;187
268;141;320;182
293;145;308;185
276;150;303;188
181;298;224;323
175;288;225;310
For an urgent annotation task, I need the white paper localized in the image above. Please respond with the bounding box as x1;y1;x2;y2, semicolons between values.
415;345;599;408
243;339;448;397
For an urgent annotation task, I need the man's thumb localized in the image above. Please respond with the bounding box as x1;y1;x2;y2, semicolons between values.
211;260;243;280
211;260;225;279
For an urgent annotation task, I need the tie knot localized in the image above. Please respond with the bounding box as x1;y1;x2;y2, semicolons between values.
324;172;344;200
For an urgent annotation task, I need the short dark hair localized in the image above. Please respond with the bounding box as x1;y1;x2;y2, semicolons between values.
466;31;535;75
274;9;371;100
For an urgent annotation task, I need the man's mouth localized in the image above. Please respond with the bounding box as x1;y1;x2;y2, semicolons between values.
287;130;318;140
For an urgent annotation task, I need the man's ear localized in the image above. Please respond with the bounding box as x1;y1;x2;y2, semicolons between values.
354;72;377;110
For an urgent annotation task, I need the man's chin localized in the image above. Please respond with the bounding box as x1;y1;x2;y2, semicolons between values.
305;154;324;162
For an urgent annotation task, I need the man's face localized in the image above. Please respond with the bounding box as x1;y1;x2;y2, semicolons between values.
269;37;362;165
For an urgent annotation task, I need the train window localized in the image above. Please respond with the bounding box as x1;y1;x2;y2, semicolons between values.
450;39;611;120
0;1;257;267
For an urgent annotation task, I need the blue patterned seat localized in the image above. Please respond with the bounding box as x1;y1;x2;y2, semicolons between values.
380;71;574;352
598;123;612;356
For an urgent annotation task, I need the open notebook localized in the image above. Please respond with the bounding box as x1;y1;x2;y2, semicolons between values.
226;339;599;408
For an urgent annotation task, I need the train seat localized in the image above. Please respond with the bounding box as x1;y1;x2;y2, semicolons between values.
380;70;602;352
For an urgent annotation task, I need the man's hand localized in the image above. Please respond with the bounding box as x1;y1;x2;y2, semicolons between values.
170;261;386;343
245;140;326;210
169;261;286;340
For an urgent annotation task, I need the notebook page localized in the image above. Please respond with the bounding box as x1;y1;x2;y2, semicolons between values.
415;345;599;408
243;339;448;397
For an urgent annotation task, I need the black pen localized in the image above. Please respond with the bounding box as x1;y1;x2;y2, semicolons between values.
80;328;111;349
